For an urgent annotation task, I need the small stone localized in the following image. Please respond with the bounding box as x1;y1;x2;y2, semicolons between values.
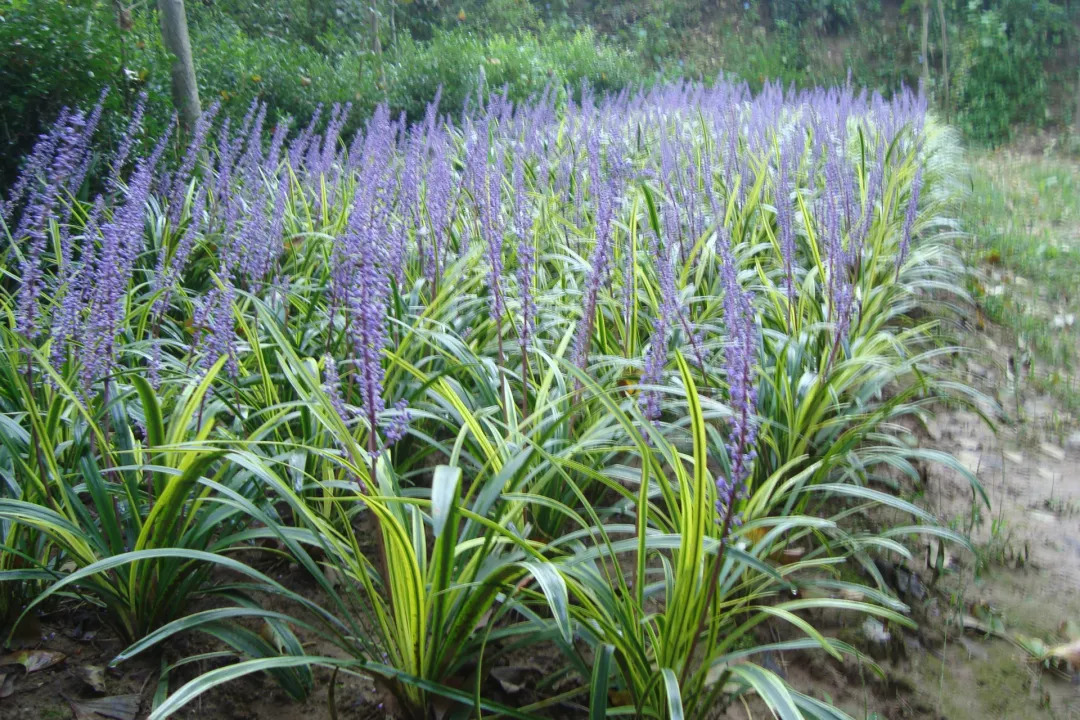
895;567;927;601
1003;450;1024;464
862;617;891;644
1040;442;1066;461
1030;510;1057;524
925;418;942;441
1065;432;1080;452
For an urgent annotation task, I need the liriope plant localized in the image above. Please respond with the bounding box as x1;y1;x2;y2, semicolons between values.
110;306;585;719
0;79;986;718
0;342;313;699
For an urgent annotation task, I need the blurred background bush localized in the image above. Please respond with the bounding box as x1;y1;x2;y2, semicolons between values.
1;0;1077;184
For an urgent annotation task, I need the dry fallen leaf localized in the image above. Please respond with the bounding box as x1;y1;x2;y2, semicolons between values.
490;666;527;694
0;672;15;699
1039;442;1065;462
77;664;107;694
0;649;66;674
67;694;141;720
778;546;805;561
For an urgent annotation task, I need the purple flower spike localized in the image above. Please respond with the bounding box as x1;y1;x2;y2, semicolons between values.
466;119;506;324
83;125;172;389
716;225;758;532
110;92;148;192
382;398;411;447
897;167;922;270
169;102;220;227
424;133;455;285
513;153;536;355
639;232;676;423
776;139;797;309
571;129;621;374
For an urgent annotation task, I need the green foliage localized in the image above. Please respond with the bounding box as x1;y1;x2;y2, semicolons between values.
0;0;171;183
190;0;374;45
0;350;280;644
3;0;1078;173
769;0;878;33
0;3;632;186
451;0;545;35
383;28;635;121
192;19;376;127
953;0;1070;143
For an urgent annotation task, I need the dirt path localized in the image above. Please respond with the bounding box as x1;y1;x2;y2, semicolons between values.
774;347;1080;719
916;331;1080;719
755;147;1080;720
852;146;1080;719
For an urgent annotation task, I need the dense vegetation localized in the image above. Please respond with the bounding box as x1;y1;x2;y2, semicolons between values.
0;74;983;716
1;0;1076;185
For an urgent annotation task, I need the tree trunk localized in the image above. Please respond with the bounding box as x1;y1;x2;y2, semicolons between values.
920;0;930;93
1075;66;1080;134
936;0;949;123
112;0;133;113
157;0;201;130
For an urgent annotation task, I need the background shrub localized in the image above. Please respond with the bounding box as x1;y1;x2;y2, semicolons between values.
1;0;1078;186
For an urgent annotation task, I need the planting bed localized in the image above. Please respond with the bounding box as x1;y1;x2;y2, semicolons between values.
0;81;986;718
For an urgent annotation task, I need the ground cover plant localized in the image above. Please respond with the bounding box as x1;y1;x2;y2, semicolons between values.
0;80;982;718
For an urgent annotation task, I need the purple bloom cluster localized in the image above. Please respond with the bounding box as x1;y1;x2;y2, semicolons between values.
343;187;392;425
716;226;758;530
639;231;678;422
851;134;886;264
423;132;456;286
322;354;350;421
83;126;172;387
2;77;929;481
110;92;148;192
571;128;622;373
9;93;109;342
466;117;506;324
383;398;412;448
512;153;536;357
775;138;798;308
169;102;220;227
898;167;923;270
